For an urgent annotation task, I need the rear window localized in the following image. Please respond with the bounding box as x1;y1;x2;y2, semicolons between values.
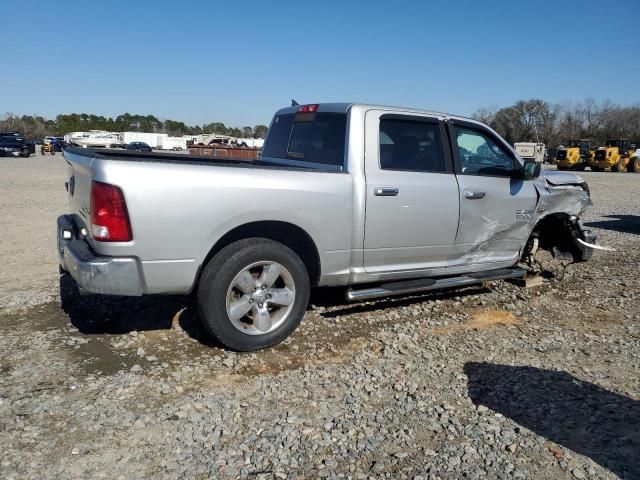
263;112;346;167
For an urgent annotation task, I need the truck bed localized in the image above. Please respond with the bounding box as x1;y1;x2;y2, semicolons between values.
64;147;340;173
61;145;354;295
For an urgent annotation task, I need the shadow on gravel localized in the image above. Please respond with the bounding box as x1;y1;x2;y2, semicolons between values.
585;215;640;235
464;363;640;479
60;273;189;334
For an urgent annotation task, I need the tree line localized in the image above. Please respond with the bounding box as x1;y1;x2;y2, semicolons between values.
0;112;269;140
4;99;639;148
473;99;640;149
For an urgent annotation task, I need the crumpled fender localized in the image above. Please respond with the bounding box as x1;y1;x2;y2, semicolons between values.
531;175;592;224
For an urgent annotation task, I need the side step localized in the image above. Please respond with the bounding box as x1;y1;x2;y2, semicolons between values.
345;268;526;302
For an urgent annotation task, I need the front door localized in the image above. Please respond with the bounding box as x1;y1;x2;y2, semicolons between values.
448;120;538;266
363;110;460;274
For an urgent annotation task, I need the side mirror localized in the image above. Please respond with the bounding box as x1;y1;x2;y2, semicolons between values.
518;159;541;180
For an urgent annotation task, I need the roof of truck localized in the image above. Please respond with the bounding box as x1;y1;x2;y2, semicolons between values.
275;102;477;123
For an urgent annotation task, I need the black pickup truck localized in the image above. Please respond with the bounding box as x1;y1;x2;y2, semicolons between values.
0;132;33;157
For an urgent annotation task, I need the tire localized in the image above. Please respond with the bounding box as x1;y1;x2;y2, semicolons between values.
611;160;622;172
571;233;595;262
197;238;310;351
628;157;640;173
557;165;568;171
590;166;603;172
573;164;586;171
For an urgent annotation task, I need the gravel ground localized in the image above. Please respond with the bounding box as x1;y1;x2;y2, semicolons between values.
0;154;638;479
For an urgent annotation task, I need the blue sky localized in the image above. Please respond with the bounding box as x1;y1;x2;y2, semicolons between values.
3;0;638;126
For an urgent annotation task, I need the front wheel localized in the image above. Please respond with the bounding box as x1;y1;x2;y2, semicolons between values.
628;157;640;173
197;238;310;351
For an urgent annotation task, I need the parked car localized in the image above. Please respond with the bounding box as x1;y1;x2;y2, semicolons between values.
126;142;152;152
57;103;595;351
0;132;31;157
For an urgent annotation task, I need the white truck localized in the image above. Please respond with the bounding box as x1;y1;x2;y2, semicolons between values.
58;103;596;351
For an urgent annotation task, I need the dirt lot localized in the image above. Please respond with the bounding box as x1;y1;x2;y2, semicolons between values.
1;153;639;479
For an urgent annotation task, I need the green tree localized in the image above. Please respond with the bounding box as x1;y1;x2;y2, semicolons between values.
253;125;268;138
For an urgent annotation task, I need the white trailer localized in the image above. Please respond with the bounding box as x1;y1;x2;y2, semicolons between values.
157;136;188;151
514;142;546;163
122;132;168;149
236;138;265;149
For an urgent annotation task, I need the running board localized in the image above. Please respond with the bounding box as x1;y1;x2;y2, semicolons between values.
345;268;526;302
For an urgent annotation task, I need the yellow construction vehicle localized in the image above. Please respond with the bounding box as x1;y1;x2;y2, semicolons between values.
554;139;593;171
589;139;633;172
627;142;640;173
40;143;56;155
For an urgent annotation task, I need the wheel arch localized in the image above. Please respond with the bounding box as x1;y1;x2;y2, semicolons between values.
524;212;591;262
194;221;321;291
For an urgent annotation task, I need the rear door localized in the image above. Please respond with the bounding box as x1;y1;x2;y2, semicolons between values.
363;110;460;274
447;119;538;266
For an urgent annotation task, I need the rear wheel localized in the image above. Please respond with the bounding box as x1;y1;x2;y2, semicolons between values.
573;163;586;171
590;166;603;172
628;157;640;173
612;160;625;172
197;238;310;351
557;165;568;171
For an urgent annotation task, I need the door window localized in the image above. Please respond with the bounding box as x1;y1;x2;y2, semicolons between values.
453;127;515;176
379;119;446;173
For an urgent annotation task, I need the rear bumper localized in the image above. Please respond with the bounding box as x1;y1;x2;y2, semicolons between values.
556;159;584;168
556;160;574;168
57;215;144;296
589;160;611;169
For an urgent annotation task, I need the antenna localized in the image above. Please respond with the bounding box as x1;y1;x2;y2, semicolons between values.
291;99;299;106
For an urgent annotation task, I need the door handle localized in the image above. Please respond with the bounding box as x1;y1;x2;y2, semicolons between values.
374;187;399;196
464;190;486;199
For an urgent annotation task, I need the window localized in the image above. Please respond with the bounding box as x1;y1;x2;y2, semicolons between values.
379;118;446;173
262;114;294;159
262;112;346;166
286;113;346;165
453;127;515;176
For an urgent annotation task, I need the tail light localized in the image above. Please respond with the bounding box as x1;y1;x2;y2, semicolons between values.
297;104;319;113
90;181;132;242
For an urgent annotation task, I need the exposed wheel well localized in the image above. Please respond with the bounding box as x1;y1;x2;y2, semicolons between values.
196;221;321;290
524;213;589;262
532;213;575;250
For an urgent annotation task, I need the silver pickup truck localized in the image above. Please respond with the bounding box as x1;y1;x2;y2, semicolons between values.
58;103;595;351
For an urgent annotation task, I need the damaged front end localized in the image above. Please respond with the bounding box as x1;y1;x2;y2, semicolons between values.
522;170;597;271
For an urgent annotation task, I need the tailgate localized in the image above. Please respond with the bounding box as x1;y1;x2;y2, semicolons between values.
64;149;94;232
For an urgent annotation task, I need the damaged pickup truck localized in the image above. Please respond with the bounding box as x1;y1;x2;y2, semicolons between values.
57;103;595;351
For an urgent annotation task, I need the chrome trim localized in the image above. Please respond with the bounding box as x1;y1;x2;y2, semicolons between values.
374;187;399;196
